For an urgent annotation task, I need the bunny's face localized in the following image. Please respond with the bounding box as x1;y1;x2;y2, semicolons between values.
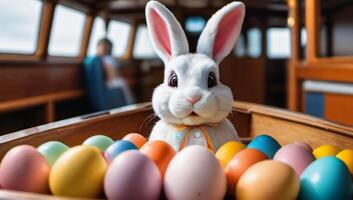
153;54;233;125
146;1;245;125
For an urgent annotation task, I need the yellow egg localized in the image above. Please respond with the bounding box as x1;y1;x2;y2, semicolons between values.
313;144;341;159
49;145;107;198
215;141;245;168
336;149;353;174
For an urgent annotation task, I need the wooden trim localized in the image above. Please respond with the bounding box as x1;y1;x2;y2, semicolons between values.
79;13;95;59
288;0;300;62
0;90;85;114
306;0;320;62
123;21;137;60
35;0;57;59
296;64;353;82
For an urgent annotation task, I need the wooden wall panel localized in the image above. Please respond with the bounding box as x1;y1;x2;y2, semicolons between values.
325;93;353;126
220;57;266;104
0;62;83;102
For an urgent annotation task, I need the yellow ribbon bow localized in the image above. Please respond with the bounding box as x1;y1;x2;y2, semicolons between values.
175;123;219;152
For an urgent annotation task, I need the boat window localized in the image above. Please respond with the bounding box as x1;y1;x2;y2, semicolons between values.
87;17;106;56
234;33;246;57
267;27;291;59
133;25;157;59
48;5;86;57
247;28;262;58
185;16;206;33
0;0;42;54
107;21;131;57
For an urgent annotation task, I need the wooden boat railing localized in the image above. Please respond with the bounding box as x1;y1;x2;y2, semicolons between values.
1;101;353;159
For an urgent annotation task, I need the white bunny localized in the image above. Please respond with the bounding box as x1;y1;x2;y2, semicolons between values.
146;1;245;152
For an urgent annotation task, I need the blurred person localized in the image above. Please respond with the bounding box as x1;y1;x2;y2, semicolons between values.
96;38;134;104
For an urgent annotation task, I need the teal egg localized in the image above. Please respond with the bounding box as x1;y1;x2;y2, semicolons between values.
299;156;353;200
104;140;137;163
247;135;281;158
83;135;114;151
37;141;69;166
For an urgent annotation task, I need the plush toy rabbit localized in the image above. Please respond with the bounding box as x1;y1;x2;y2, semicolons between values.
146;1;245;151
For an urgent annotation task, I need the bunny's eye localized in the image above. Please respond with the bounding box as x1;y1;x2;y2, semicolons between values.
208;72;217;88
168;72;178;88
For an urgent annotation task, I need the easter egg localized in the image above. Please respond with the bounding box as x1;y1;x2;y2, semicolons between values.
37;141;69;166
49;145;107;198
236;160;300;200
164;146;226;200
215;141;245;168
123;133;148;149
293;141;313;152
337;149;353;174
313;144;341;159
104;150;161;200
274;143;315;176
0;145;50;193
247;135;281;158
104;140;137;163
299;156;353;200
140;140;176;176
83;135;114;151
225;148;268;195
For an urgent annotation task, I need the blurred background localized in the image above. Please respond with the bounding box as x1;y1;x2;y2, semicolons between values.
0;0;352;134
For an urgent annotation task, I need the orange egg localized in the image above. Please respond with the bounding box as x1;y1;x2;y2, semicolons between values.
225;148;268;195
123;133;148;149
140;140;176;176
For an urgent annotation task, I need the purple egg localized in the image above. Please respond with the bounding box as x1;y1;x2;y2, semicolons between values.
293;141;313;152
104;150;161;200
274;143;315;176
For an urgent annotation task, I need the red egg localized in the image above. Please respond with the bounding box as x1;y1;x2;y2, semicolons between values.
140;140;176;176
225;148;268;195
0;145;50;193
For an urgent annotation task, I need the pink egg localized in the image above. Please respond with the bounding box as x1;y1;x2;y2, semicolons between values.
293;141;313;152
0;145;50;193
104;150;161;200
274;143;315;176
164;145;226;200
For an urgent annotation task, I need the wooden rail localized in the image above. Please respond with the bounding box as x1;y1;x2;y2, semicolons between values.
0;90;85;123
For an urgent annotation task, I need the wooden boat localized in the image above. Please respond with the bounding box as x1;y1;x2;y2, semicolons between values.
0;101;353;199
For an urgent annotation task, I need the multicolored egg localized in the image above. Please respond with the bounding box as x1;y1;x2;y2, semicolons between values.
0;145;50;193
104;140;137;163
37;141;69;166
164;146;226;200
225;148;268;195
299;156;353;200
83;135;114;151
247;135;281;159
123;133;148;149
236;160;300;200
274;143;315;176
336;149;353;174
104;151;161;200
140;140;175;176
215;141;245;168
49;145;107;198
313;144;341;159
293;141;313;152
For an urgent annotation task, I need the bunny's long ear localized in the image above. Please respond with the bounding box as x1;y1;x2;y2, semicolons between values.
146;1;189;63
196;2;245;64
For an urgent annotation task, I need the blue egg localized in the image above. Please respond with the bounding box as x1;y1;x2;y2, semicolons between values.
299;156;353;200
104;140;137;163
247;135;281;159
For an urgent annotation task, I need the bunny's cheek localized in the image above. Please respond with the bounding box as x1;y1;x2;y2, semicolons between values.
168;93;193;118
194;94;218;118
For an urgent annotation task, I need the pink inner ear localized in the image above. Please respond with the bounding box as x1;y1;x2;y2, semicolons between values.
213;9;242;59
151;9;172;57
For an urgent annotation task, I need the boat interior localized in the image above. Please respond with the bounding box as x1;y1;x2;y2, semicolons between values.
0;0;353;136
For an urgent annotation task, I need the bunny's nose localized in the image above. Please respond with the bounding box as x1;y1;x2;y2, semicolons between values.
186;97;201;105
